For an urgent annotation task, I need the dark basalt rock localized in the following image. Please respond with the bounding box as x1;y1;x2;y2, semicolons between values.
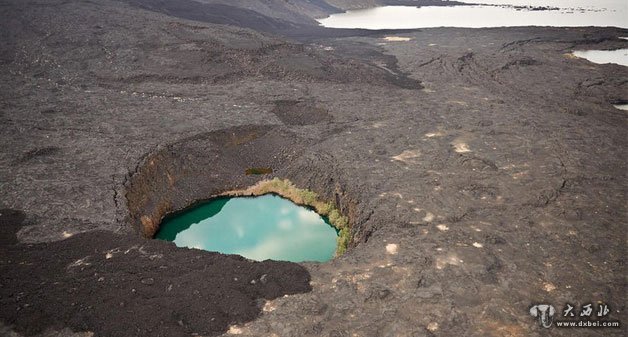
0;230;311;337
1;0;626;336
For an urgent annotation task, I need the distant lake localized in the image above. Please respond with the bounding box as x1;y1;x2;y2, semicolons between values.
573;49;628;67
318;1;628;29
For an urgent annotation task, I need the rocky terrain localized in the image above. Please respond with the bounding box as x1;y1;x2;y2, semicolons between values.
0;0;626;336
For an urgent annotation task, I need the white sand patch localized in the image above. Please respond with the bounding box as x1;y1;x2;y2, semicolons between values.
436;224;449;231
392;149;421;163
263;301;277;312
427;322;439;332
453;142;471;153
227;325;244;334
425;131;444;138
386;243;399;255
543;282;557;292
383;36;412;42
423;212;435;222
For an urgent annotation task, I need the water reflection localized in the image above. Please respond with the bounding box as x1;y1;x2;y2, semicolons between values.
573;49;628;67
318;2;627;29
155;195;338;262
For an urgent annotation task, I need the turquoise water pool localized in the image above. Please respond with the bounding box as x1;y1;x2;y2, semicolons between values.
156;194;338;262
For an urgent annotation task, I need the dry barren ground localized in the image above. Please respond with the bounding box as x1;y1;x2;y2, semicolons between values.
0;0;626;336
